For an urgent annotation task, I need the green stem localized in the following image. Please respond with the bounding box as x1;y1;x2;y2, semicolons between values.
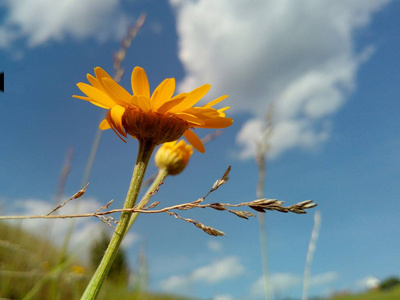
80;140;155;300
125;168;169;235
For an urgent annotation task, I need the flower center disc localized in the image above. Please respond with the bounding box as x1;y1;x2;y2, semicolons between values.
123;108;189;145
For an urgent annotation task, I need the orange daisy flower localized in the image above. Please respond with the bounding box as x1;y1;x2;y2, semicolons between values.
74;67;233;152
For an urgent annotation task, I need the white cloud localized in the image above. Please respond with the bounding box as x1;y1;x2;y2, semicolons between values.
159;256;245;291
0;0;129;49
192;256;244;283
121;231;139;249
310;271;338;287
251;272;338;297
170;0;390;159
159;275;188;291
251;273;300;297
355;276;380;290
213;295;233;300
5;197;138;261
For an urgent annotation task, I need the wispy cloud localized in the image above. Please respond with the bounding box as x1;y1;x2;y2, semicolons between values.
213;295;233;300
0;0;129;50
159;256;245;291
310;271;339;287
170;0;390;159
207;240;223;252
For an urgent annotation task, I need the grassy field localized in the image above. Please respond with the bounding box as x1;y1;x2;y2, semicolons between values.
0;222;191;300
1;222;399;300
329;285;400;300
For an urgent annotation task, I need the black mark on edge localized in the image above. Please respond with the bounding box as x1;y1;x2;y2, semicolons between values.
0;72;3;92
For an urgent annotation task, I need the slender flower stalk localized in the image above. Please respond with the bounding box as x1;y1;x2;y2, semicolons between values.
125;167;168;235
81;139;155;299
125;139;193;234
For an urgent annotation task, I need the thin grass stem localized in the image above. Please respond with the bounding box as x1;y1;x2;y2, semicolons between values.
302;211;321;300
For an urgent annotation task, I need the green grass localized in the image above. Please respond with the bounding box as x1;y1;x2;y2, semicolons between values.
330;285;400;300
0;222;191;300
3;221;399;300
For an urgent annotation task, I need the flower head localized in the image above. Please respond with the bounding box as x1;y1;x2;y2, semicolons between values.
155;140;193;175
74;67;233;152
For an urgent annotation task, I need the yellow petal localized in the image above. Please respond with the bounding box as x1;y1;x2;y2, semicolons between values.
169;84;211;113
203;95;229;108
156;95;187;114
106;105;127;141
185;107;221;118
130;95;151;112
185;107;232;127
89;101;110;109
94;67;116;92
76;83;116;109
87;74;102;89
73;95;90;101
73;95;110;109
151;78;175;110
102;78;131;105
197;117;234;129
217;106;230;117
184;129;205;153
94;67;113;80
174;112;206;126
218;106;230;113
99;119;111;130
131;67;150;98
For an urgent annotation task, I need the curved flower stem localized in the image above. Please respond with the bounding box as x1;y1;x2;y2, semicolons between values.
125;167;169;235
80;139;156;300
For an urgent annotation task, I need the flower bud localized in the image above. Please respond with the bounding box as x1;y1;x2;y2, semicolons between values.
155;140;193;175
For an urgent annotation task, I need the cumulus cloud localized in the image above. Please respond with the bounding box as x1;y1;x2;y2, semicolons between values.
170;0;390;158
159;256;245;291
0;0;129;50
251;271;338;297
192;256;244;283
355;276;380;290
5;197;138;261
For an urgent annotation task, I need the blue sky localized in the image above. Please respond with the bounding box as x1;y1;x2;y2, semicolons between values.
1;0;400;299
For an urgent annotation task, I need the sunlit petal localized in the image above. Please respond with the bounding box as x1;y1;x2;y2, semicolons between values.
169;84;211;113
102;78;131;104
151;78;175;110
87;74;102;89
76;83;116;108
203;95;229;108
130;95;151;112
156;95;187;114
94;67;116;92
106;105;127;142
131;67;150;98
99;119;111;130
174;112;206;126
196;117;234;129
184;129;205;153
